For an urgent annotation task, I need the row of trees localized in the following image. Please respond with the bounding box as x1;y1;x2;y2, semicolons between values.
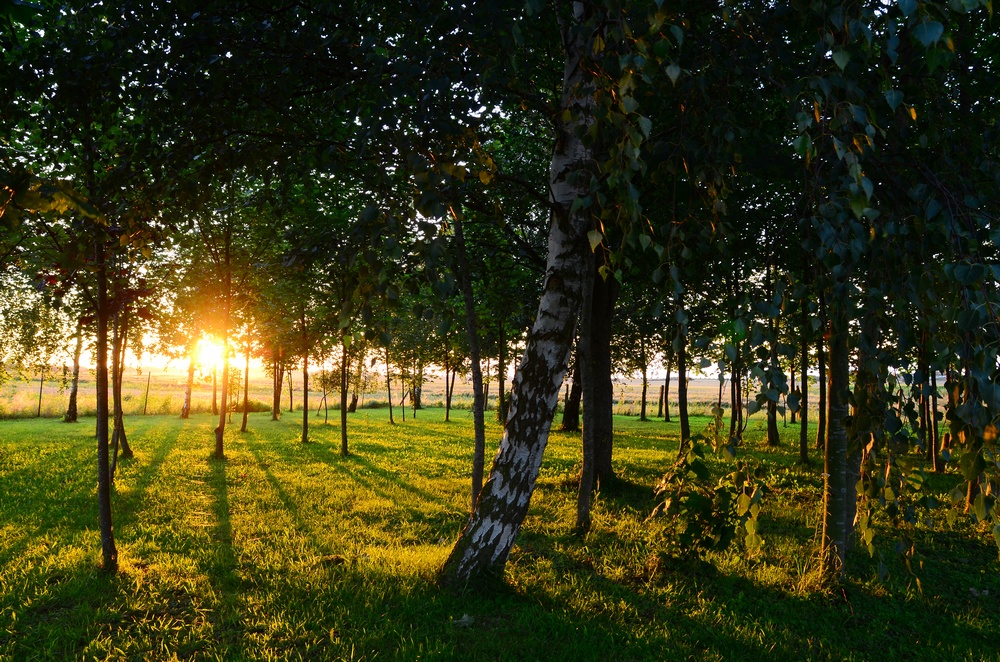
2;0;998;586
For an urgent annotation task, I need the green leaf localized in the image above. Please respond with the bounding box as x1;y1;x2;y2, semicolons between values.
832;49;851;70
636;115;652;138
670;24;684;47
666;64;681;85
898;0;917;16
912;21;945;47
884;89;903;111
587;230;604;252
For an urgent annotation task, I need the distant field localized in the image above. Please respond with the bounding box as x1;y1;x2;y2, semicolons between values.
0;410;995;660
1;360;828;422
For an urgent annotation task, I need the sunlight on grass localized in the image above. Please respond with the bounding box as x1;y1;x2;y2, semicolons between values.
1;409;998;660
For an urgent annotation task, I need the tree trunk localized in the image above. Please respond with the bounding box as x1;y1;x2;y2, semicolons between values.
271;349;283;421
453;215;487;511
214;238;231;460
302;330;309;444
440;5;596;586
821;293;852;578
931;368;942;473
663;351;672;422
498;318;508;426
385;346;395;425
65;319;84;423
561;350;582;432
799;300;809;464
816;289;827;451
677;321;690;454
212;368;218;416
790;358;797;425
766;266;780;446
639;337;649;422
576;253;596;532
348;350;362;413
591;259;618;486
95;239;117;573
287;370;293;413
111;308;133;477
36;366;44;417
340;339;349;455
444;352;452;422
240;335;251;433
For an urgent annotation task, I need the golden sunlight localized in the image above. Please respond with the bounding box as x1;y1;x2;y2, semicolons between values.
196;337;226;372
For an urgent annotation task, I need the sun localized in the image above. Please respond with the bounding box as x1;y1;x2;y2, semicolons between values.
196;337;226;372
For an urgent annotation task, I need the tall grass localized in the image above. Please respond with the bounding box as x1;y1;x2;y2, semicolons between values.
0;410;996;660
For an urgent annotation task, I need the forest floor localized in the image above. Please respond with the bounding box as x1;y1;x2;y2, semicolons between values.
0;410;997;661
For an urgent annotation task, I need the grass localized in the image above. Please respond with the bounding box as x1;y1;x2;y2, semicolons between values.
0;409;997;661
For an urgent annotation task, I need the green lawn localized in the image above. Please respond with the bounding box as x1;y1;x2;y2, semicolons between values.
0;410;997;661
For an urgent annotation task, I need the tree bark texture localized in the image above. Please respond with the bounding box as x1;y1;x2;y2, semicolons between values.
576;254;596;532
799;300;809;463
440;7;595;586
340;339;349;455
822;296;852;577
181;350;195;418
590;258;618;486
561;351;582;432
65;319;83;422
240;337;251;432
214;237;231;460
453;215;488;511
95;244;117;573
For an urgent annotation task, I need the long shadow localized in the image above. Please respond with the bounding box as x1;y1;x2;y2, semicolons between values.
203;454;244;651
113;420;179;531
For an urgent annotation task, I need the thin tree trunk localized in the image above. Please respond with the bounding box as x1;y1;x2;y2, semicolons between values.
561;350;582;432
301;341;309;444
453;215;487;511
816;289;827;451
591;259;618;485
36;366;44;417
95;238;117;573
498;319;507;425
790;358;797;425
931;369;942;473
576;254;596;532
766;265;780;446
821;293;851;578
677;322;690;454
142;371;152;415
240;335;251;432
340;339;349;455
385;346;395;425
272;350;283;421
663;353;672;422
214;237;231;460
65;319;84;423
288;370;293;413
440;5;597;585
799;299;809;464
444;352;452;422
212;368;218;416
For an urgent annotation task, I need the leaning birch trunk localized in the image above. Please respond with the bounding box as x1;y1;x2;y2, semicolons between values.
440;6;594;586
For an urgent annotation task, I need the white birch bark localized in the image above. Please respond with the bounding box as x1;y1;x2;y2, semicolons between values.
440;2;596;585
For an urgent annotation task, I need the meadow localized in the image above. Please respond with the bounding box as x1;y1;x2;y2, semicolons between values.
0;408;997;661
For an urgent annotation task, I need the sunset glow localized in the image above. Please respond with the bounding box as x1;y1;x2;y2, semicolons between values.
196;337;226;372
